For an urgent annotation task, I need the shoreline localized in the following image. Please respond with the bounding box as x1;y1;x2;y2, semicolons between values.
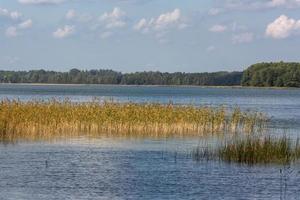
0;83;299;90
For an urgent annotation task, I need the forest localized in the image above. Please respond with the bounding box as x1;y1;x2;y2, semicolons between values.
0;62;299;87
0;69;242;86
241;62;300;87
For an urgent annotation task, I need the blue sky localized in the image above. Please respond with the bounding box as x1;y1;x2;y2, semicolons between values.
1;0;300;72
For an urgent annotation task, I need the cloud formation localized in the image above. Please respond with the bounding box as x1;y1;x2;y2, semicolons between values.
1;7;33;37
134;9;185;33
62;8;128;40
99;7;127;29
0;7;22;20
53;25;75;38
266;15;300;39
18;19;33;29
209;24;227;32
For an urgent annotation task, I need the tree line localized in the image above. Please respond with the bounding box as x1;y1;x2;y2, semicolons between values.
0;62;299;87
0;69;242;86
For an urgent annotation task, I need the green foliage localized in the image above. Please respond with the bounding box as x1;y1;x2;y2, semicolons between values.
0;69;242;86
241;62;300;87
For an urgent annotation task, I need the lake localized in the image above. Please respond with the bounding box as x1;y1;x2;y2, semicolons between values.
0;84;300;200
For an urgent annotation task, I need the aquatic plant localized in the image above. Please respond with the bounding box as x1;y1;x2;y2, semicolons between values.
0;99;267;141
220;137;300;165
193;136;300;165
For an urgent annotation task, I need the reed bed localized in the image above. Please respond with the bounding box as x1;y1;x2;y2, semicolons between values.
0;99;267;141
193;136;300;165
219;137;300;165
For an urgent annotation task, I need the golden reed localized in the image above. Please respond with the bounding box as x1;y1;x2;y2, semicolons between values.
0;99;267;141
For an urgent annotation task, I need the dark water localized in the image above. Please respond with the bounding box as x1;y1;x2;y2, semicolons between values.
0;84;300;200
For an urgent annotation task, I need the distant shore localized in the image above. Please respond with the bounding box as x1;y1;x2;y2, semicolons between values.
1;62;299;88
0;83;298;90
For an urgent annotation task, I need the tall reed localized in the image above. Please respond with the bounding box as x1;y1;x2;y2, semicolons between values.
193;136;300;165
0;99;267;141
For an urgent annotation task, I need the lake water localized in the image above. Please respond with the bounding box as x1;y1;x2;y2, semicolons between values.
0;84;300;200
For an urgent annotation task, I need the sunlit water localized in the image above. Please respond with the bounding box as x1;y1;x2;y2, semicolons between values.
0;84;300;199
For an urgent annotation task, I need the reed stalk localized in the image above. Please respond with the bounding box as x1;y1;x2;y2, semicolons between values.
0;99;267;141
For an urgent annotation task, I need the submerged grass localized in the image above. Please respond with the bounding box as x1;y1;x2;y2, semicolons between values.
193;136;300;165
0;99;267;141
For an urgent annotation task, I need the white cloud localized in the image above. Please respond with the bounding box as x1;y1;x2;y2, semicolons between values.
154;9;181;30
133;9;186;43
266;15;300;39
0;7;22;20
66;9;76;20
134;9;185;33
18;19;33;29
134;18;147;31
5;26;18;37
99;7;126;29
65;8;125;39
10;11;22;20
0;8;9;16
53;25;75;38
209;24;227;32
18;0;65;5
232;32;254;44
3;16;32;38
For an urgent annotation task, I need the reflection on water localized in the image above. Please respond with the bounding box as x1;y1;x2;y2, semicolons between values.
0;85;300;199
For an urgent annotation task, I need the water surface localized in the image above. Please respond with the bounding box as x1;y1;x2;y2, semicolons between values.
0;85;300;199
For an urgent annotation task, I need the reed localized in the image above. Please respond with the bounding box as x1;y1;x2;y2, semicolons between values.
193;136;300;165
0;99;267;141
219;136;300;165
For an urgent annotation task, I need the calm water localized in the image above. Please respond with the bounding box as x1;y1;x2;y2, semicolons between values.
0;84;300;200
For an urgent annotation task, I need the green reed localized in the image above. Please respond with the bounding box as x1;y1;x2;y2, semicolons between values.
220;136;300;165
193;136;300;165
0;99;267;141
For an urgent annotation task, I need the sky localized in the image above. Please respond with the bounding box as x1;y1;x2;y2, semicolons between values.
1;0;300;72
